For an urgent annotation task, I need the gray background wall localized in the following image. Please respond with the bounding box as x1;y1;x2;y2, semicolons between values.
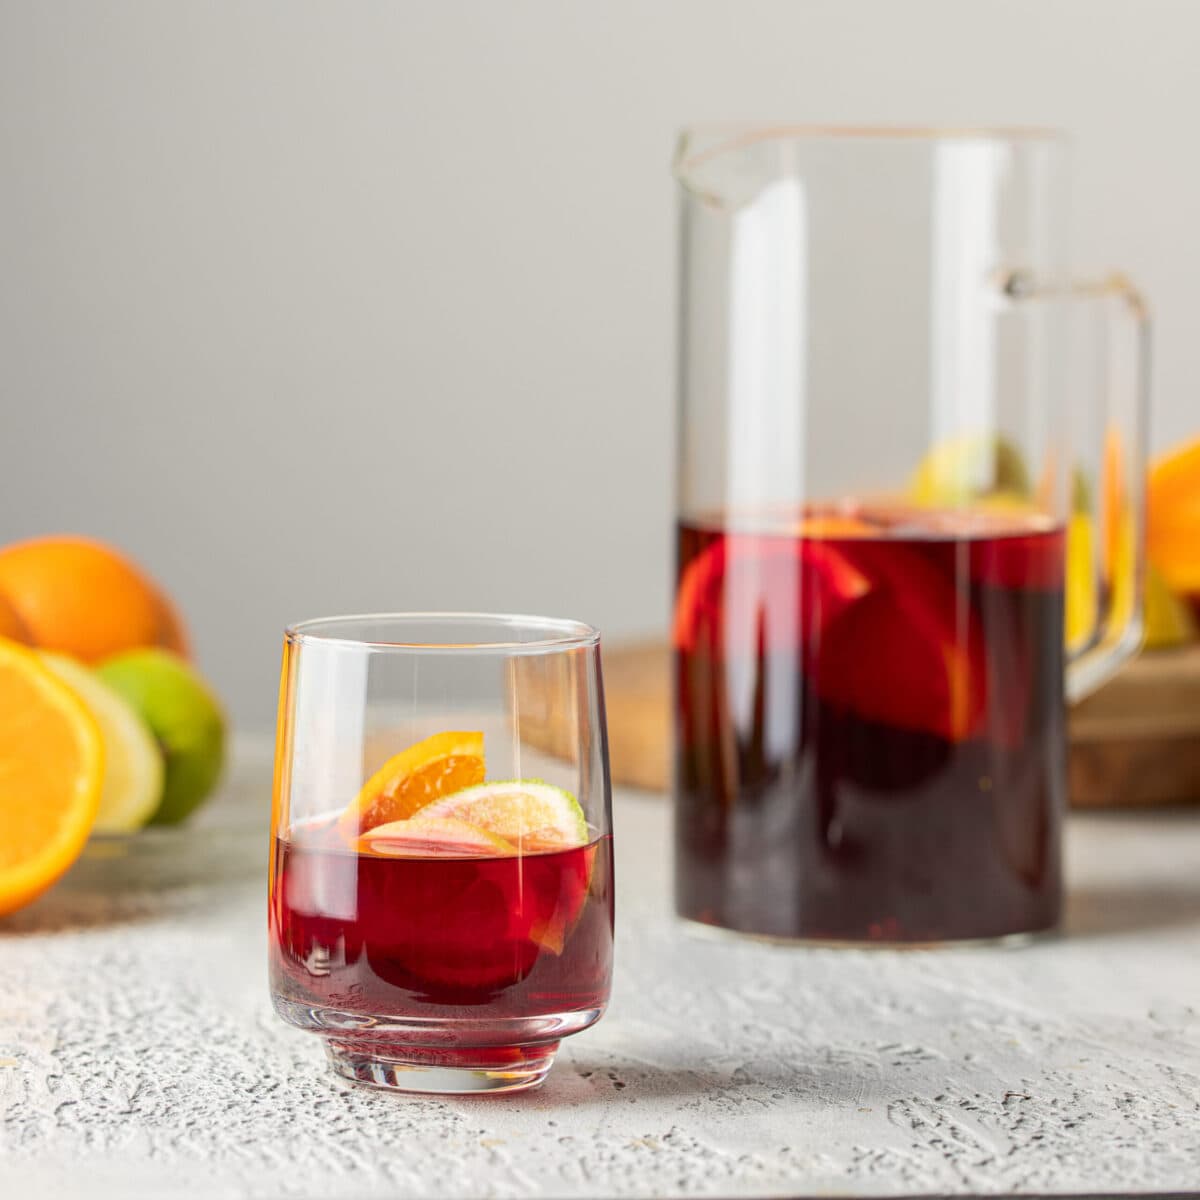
2;0;1196;728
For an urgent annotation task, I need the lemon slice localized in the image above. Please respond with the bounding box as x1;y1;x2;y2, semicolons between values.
39;652;164;834
417;781;588;852
1066;512;1098;648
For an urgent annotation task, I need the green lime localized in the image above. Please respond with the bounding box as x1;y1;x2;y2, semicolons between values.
97;649;225;825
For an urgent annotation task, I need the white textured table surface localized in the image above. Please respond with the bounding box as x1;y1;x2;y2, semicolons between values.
2;738;1200;1199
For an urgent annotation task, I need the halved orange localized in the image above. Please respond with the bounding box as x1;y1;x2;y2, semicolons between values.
0;637;104;915
336;730;485;839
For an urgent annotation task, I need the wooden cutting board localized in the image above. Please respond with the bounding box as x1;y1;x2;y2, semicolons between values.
521;639;1200;807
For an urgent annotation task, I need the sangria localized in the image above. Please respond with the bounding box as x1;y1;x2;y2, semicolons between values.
674;504;1067;943
272;816;612;1074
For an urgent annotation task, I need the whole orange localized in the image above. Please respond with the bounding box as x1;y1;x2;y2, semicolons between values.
156;588;191;657
0;590;30;643
0;536;190;663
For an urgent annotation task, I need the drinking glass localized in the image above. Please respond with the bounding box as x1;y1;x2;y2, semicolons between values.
269;613;613;1094
672;126;1148;943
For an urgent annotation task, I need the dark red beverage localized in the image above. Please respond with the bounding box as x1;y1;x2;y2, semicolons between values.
674;506;1066;942
269;821;613;1066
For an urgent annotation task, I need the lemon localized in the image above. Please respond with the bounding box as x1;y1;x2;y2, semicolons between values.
909;435;1030;506
1144;562;1197;649
1066;514;1195;651
39;652;164;834
1065;513;1099;648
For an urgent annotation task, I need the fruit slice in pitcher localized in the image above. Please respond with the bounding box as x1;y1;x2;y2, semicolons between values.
673;530;874;659
675;522;988;743
813;539;988;742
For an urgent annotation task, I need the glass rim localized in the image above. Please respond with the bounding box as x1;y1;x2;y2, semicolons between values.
675;122;1066;172
284;611;601;654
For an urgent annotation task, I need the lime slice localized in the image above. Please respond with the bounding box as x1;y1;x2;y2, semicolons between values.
419;781;588;851
360;816;515;858
39;652;164;834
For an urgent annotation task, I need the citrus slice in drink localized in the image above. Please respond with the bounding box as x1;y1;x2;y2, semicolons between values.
39;652;164;834
359;815;515;858
415;781;589;853
408;780;594;956
0;637;105;915
337;730;485;838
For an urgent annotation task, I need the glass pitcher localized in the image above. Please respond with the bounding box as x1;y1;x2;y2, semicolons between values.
672;126;1147;943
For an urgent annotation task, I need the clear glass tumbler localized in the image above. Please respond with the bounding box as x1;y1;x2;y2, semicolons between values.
269;613;613;1094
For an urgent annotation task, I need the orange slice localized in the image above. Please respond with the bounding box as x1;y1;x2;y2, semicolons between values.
0;636;104;915
795;515;877;538
336;730;485;839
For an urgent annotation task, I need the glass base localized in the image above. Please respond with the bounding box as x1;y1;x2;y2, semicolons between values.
679;915;1055;950
324;1039;558;1094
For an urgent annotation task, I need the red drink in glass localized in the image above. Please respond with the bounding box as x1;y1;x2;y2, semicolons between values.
270;819;613;1070
673;506;1066;943
269;615;612;1093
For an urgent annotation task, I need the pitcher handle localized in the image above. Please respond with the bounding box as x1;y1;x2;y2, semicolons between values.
1062;274;1151;702
1002;269;1149;700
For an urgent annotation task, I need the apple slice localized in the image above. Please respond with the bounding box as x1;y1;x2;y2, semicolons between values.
358;815;515;858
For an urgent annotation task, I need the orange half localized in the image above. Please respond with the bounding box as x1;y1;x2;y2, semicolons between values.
336;730;485;839
0;637;104;915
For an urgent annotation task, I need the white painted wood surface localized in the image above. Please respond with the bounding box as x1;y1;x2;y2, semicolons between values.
2;737;1199;1198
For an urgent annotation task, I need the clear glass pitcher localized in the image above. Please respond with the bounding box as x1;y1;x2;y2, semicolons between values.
671;126;1148;943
